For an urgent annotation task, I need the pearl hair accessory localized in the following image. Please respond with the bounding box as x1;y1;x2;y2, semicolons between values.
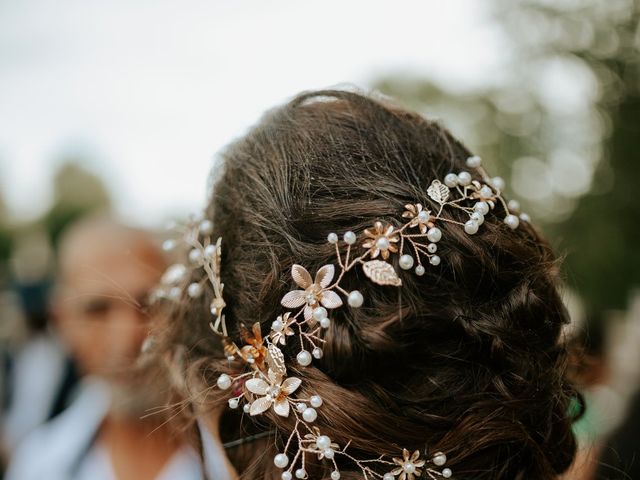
156;156;528;479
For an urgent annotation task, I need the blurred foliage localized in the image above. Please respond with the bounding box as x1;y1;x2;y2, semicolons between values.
42;162;111;249
374;0;640;315
0;160;111;288
0;194;10;263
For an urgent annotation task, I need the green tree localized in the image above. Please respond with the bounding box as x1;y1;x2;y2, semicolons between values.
373;0;639;314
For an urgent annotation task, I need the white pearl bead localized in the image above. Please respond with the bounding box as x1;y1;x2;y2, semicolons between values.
274;453;289;468
457;171;472;185
376;236;390;250
295;468;306;479
162;239;176;251
243;404;250;413
427;242;437;253
187;283;203;298
331;471;341;480
399;254;414;270
417;210;429;222
471;212;484;225
520;212;531;222
302;407;317;422
327;232;338;244
415;265;425;276
474;201;490;215
324;448;335;459
297;403;307;412
316;435;331;449
504;214;520;229
272;319;283;332
216;374;232;390
508;199;520;212
320;318;331;329
297;350;312;366
312;347;323;359
189;248;203;264
312;306;328;321
433;452;447;466
282;472;292;480
228;397;239;409
168;287;182;300
204;244;217;258
310;395;323;407
383;474;394;480
480;185;493;198
199;220;213;235
343;231;356;245
429;255;441;266
444;173;458;187
404;462;415;474
427;227;442;243
442;468;452;478
466;155;482;168
464;220;479;235
348;290;364;308
492;176;505;190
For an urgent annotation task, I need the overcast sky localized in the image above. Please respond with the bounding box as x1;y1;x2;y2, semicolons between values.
0;0;507;226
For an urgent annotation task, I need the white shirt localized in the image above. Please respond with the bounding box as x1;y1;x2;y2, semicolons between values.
6;379;203;480
2;334;68;451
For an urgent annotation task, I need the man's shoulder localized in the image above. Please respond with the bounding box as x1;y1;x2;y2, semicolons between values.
5;380;110;480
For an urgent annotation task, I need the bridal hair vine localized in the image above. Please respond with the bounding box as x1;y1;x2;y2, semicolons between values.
157;156;529;480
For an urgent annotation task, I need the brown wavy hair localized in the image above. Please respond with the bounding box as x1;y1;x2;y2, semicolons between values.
158;89;581;479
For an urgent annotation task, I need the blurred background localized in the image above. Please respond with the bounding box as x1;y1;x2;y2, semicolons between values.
1;0;639;478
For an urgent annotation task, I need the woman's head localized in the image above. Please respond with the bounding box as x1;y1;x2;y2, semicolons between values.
159;89;580;479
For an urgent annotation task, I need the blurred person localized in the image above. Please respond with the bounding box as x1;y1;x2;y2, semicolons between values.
6;217;202;480
1;230;77;464
595;391;640;479
153;90;582;479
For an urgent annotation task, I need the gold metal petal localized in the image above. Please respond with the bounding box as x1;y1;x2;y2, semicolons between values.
281;290;307;308
315;264;335;288
362;260;402;286
304;305;313;321
410;450;420;462
251;322;263;343
320;290;343;309
245;378;269;395
267;369;282;385
427;179;450;204
267;344;287;377
291;264;313;288
273;398;290;417
249;396;272;416
281;377;302;395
